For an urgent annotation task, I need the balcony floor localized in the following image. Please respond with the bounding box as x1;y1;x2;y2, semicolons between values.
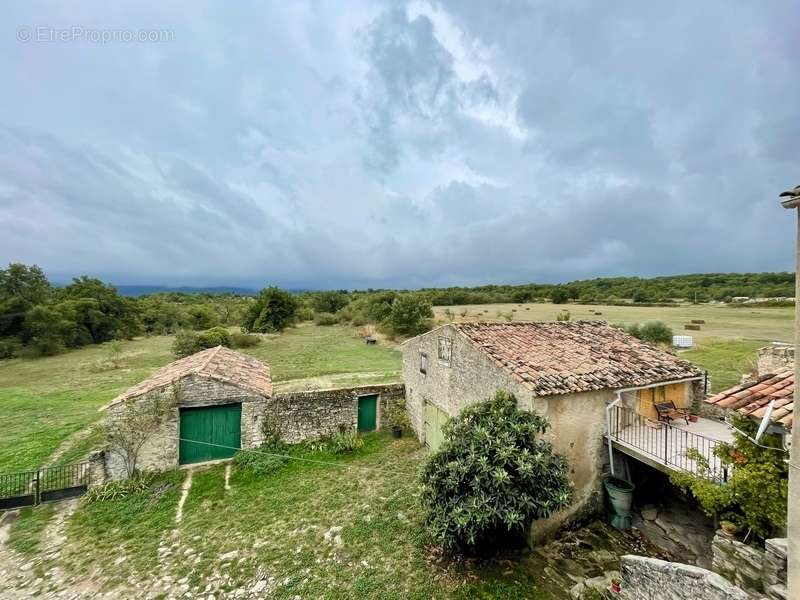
610;416;733;480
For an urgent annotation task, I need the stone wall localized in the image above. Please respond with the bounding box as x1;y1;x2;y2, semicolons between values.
757;345;794;376
103;375;268;479
269;384;405;443
401;325;610;543
619;555;749;600
712;531;788;599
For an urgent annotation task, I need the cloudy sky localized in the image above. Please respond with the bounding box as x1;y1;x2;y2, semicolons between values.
1;1;799;289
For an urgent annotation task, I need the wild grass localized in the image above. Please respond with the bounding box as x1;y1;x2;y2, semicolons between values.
0;325;401;472
682;339;765;393
59;434;550;599
6;504;57;555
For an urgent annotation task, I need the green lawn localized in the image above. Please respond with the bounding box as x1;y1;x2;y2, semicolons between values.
53;433;550;599
0;324;401;472
682;339;765;393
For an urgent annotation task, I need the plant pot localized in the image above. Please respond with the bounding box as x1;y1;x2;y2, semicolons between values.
391;426;403;439
689;414;699;423
610;580;621;593
720;520;738;536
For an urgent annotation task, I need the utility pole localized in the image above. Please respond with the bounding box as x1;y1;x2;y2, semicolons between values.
779;183;800;598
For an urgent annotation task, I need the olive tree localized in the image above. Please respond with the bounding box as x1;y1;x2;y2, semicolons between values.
419;390;574;553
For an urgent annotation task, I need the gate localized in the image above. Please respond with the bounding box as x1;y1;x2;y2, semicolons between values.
0;462;91;510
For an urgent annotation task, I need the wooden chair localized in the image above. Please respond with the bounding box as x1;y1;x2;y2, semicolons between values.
654;401;690;425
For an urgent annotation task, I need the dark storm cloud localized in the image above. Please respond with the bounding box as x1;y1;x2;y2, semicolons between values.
1;0;798;288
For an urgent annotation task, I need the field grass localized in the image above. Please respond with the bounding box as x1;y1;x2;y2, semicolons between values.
434;301;793;343
55;433;551;599
682;339;765;393
0;324;401;472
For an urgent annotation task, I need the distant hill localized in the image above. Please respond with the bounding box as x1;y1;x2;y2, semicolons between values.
114;285;258;297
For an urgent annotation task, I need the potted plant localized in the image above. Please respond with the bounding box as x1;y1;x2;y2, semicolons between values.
720;520;739;536
386;399;410;439
610;576;622;594
689;414;700;423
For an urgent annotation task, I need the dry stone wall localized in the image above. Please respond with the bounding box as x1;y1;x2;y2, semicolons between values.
711;531;788;600
620;555;749;600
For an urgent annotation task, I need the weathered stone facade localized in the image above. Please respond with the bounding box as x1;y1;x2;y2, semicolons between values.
620;555;749;600
104;374;269;480
402;324;622;542
711;531;788;599
102;380;405;481
757;345;794;377
269;384;405;443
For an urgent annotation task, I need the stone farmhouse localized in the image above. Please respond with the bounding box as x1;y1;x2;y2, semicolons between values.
100;345;404;478
401;321;704;538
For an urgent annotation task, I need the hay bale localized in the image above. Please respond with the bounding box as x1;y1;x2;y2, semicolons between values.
691;319;705;324
684;324;701;331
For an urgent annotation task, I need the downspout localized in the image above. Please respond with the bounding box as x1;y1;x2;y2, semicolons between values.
606;391;622;476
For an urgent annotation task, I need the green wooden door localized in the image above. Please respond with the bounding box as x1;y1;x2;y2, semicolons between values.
357;395;378;431
425;401;448;451
179;404;242;465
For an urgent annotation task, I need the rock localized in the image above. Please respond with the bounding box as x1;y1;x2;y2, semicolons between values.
113;556;127;566
252;580;267;594
220;550;239;562
641;505;659;521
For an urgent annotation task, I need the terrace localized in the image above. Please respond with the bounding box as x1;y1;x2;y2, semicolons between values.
607;403;734;481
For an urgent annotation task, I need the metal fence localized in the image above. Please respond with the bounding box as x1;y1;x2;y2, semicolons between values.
0;462;91;510
608;404;729;482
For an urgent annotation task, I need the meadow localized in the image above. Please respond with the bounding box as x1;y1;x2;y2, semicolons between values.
0;324;401;472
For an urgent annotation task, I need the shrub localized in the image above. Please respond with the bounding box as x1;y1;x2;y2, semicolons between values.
310;291;350;314
556;310;571;322
314;312;339;326
296;306;315;322
329;428;364;454
0;339;19;359
233;447;287;475
671;415;788;539
419;390;573;553
638;321;673;345
84;473;157;504
197;326;232;348
625;321;673;345
241;286;298;333
231;332;261;348
385;399;411;430
550;288;569;304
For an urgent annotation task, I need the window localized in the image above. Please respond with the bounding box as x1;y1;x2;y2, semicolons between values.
420;352;428;375
437;337;452;365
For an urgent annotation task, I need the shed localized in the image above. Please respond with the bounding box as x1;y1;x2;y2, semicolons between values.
101;346;272;477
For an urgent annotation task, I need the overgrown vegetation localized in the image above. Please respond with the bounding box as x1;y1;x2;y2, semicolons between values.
419;391;574;554
241;286;298;333
624;320;673;345
670;415;788;541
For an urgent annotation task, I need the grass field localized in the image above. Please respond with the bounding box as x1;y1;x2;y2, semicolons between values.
7;432;625;599
0;324;401;472
434;302;793;343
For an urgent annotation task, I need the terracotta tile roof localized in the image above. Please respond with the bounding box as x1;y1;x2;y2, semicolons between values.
453;321;701;396
102;346;271;409
705;369;793;430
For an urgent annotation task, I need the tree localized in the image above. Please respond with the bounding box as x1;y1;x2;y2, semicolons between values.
637;321;673;345
59;276;141;342
186;304;219;330
241;286;298;333
0;263;51;338
385;294;433;336
106;385;181;478
310;291;350;314
671;415;788;540
419;391;574;553
550;288;569;304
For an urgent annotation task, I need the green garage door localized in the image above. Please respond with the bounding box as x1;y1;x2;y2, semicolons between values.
424;401;448;452
357;395;378;431
179;404;242;465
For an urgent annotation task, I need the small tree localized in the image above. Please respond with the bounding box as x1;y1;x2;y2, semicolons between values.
625;321;672;345
242;286;298;333
419;391;573;553
550;288;569;304
385;294;433;336
106;385;181;478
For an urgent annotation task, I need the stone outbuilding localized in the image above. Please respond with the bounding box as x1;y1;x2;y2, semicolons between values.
101;346;272;477
401;321;703;540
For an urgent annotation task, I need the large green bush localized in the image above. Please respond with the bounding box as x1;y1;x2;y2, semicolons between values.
241;286;298;333
625;320;673;345
419;391;574;553
172;326;232;357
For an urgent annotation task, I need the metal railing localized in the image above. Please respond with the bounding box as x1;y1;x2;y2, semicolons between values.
608;404;729;482
0;461;91;510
